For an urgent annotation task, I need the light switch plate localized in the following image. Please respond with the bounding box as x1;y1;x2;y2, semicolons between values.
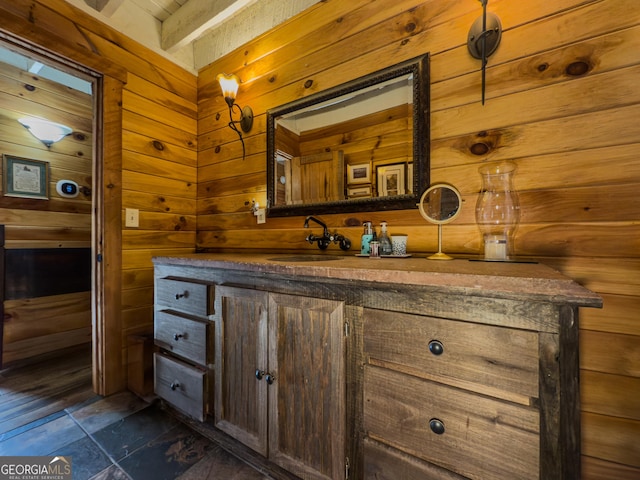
125;208;139;227
256;208;266;224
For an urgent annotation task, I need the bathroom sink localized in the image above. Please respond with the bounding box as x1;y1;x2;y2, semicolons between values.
268;255;345;262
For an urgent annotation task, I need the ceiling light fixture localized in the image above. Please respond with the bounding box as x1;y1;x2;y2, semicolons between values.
216;73;253;160
18;117;72;147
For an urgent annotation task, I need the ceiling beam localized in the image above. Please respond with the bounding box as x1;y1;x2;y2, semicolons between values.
84;0;125;17
161;0;257;53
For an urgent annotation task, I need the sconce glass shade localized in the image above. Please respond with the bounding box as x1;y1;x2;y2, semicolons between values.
18;117;72;146
216;72;253;134
217;73;240;106
475;161;520;261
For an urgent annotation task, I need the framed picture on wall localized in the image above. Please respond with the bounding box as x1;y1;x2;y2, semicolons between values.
347;185;372;198
3;155;49;199
377;163;405;197
347;163;371;185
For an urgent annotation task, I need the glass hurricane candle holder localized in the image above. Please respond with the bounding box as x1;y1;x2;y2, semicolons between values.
475;161;520;261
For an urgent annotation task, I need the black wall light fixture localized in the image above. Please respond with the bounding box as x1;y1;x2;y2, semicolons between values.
467;0;502;105
217;73;254;160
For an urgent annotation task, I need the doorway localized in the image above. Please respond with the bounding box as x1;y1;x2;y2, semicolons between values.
0;39;102;389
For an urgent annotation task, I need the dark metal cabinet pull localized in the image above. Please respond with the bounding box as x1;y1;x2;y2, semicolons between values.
173;333;184;341
175;291;188;300
170;381;180;391
428;340;444;356
429;418;445;435
255;369;265;380
265;374;276;385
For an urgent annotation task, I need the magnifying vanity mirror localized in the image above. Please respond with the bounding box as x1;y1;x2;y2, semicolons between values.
418;183;462;260
266;54;429;217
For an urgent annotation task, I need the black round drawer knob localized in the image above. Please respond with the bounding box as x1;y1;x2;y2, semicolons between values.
429;418;445;435
255;369;264;380
429;340;444;356
170;381;180;391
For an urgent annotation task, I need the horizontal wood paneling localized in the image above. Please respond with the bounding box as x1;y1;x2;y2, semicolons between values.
581;370;640;420
0;54;93;365
197;0;640;475
2;292;91;364
3;292;91;343
582;412;640;468
0;0;197;391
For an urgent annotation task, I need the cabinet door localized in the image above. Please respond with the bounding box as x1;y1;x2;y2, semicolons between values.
214;286;269;455
268;293;346;480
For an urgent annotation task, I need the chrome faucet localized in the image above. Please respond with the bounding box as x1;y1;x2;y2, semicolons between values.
303;215;351;251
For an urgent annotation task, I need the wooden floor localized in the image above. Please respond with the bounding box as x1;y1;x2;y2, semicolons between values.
0;346;271;480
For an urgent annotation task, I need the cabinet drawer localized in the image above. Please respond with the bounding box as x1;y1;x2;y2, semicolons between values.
364;308;538;398
154;310;210;365
156;278;212;317
364;365;539;480
364;437;465;480
154;353;206;421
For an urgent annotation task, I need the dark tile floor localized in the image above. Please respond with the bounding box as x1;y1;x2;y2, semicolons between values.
0;390;270;480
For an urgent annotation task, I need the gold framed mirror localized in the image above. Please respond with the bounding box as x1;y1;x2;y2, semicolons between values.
418;183;462;260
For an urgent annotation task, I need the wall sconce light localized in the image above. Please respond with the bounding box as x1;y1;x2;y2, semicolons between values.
18;117;72;147
467;0;502;105
217;73;254;160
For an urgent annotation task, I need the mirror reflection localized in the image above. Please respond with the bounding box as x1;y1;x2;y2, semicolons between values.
418;183;462;261
267;54;429;216
422;186;461;223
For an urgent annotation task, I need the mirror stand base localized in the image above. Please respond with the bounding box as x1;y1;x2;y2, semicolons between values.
427;252;454;261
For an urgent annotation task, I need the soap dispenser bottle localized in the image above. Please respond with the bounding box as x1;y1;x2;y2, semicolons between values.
361;221;374;255
379;221;393;256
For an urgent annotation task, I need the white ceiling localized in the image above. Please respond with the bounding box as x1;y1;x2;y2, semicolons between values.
63;0;318;73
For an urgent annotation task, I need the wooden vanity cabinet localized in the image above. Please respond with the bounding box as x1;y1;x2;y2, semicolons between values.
153;255;601;480
212;285;347;480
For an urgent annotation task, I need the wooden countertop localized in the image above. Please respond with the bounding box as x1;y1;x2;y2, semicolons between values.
153;253;603;308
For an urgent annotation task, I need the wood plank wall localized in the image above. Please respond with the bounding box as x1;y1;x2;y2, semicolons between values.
197;0;640;477
0;0;198;390
0;58;93;365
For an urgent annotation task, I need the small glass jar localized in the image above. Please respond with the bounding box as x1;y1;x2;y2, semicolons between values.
369;240;380;258
475;162;520;261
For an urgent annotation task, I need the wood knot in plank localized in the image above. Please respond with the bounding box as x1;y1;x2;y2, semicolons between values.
470;143;490;155
565;60;591;76
457;131;503;157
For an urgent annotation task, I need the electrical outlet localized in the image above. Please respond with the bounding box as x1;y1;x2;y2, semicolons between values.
256;208;266;224
125;208;139;227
